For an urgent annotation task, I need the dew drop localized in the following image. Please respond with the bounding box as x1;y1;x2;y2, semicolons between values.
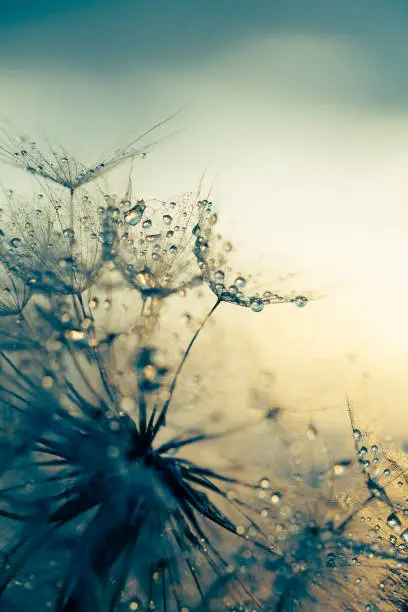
146;233;161;243
271;492;282;505
249;297;264;313
214;270;225;282
294;295;308;308
401;528;408;543
65;329;86;341
63;227;75;240
169;245;177;254
163;214;172;225
353;429;362;441
142;219;152;230
387;513;402;532
306;423;318;440
10;237;21;249
124;204;145;226
42;375;54;389
259;477;270;489
235;276;246;289
88;297;99;309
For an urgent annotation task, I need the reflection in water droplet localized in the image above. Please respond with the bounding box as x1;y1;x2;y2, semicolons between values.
63;228;75;240
250;297;263;313
124;204;145;226
271;492;282;505
387;513;402;532
294;295;308;308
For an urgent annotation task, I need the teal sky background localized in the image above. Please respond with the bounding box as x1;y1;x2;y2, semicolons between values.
1;0;408;435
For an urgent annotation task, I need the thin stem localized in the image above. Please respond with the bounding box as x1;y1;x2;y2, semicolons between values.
153;298;221;436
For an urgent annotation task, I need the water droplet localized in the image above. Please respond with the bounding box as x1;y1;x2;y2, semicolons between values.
42;375;54;389
259;477;270;489
146;233;161;243
163;214;172;225
124;204;145;226
401;528;408;543
224;241;233;252
387;513;402;532
169;245;177;254
307;423;318;440
65;329;86;341
181;312;192;324
10;237;21;249
214;270;225;282
294;295;308;308
249;297;264;313
353;429;362;441
58;257;75;270
271;492;282;505
88;297;99;309
142;219;152;230
334;461;351;477
235;276;246;289
63;227;75;240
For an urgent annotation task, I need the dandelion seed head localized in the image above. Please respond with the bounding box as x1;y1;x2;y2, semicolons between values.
0;188;110;296
115;193;209;301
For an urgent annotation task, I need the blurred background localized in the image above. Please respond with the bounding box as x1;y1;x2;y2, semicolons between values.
1;0;408;446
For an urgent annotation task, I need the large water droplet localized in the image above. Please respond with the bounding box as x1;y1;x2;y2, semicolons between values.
63;227;75;240
401;528;408;543
235;276;246;289
387;513;402;532
271;492;282;505
124;204;145;226
249;297;264;313
294;295;308;308
10;237;21;249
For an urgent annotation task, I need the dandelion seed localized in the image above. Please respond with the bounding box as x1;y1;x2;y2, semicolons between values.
0;115;177;192
193;209;310;311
